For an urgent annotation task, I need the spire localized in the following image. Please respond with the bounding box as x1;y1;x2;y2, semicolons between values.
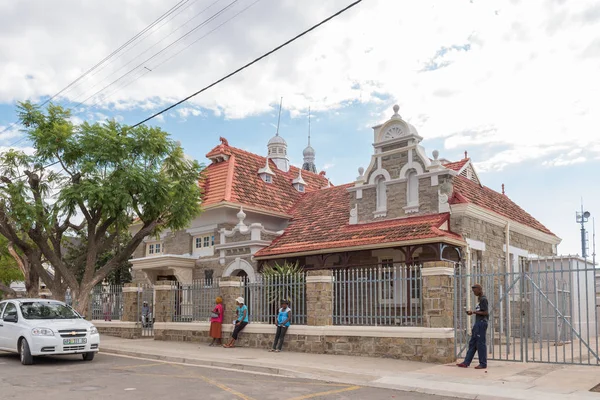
276;97;283;136
267;97;289;172
308;106;311;146
302;106;317;173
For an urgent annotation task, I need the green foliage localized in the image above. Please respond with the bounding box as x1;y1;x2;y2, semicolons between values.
0;101;203;307
63;233;132;286
261;261;305;307
0;235;24;287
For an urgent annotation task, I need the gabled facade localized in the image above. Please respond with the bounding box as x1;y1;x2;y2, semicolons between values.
129;104;561;285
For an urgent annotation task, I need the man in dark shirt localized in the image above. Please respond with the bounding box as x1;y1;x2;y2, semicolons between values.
457;284;488;369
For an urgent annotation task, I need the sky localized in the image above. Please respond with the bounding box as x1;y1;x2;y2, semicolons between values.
0;0;599;258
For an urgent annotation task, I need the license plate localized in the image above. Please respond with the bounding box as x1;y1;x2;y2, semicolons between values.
63;338;87;345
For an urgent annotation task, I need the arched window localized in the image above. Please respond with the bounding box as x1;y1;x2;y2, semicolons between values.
407;170;419;206
376;176;387;211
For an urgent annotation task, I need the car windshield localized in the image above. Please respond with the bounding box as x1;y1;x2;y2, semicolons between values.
19;302;80;320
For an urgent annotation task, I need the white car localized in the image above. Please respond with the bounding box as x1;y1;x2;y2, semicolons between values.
0;298;100;365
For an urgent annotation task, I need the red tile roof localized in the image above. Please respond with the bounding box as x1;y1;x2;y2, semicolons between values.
451;175;556;236
200;142;330;214
255;184;463;258
443;159;469;172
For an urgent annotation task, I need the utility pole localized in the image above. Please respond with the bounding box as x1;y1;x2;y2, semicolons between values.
592;217;596;267
576;202;591;259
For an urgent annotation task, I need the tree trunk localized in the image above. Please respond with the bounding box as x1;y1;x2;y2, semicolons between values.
26;266;39;298
73;287;92;317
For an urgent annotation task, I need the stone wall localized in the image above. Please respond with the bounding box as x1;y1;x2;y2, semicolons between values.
450;215;554;268
152;324;454;364
95;322;141;339
164;230;192;255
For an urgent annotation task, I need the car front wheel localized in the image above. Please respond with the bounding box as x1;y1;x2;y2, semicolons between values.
20;339;33;365
82;352;95;362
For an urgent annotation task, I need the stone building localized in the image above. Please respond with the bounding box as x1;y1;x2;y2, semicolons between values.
129;105;561;285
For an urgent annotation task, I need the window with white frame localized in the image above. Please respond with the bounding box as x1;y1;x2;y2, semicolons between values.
146;242;163;256
195;234;215;250
406;169;419;206
375;176;387;211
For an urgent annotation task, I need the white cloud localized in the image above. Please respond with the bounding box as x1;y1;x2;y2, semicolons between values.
0;125;22;143
322;162;335;170
176;106;202;120
0;0;599;169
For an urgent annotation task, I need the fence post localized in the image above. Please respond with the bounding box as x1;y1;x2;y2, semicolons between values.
306;269;334;326
154;282;175;323
122;283;139;322
421;261;455;363
219;277;243;324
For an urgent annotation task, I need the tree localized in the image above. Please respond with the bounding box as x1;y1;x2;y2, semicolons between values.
0;102;202;313
63;232;133;286
0;235;24;298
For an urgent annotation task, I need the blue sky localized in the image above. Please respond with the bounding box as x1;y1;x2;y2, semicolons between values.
1;0;599;257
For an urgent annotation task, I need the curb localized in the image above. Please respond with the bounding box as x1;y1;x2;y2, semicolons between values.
100;346;477;399
100;346;596;400
100;347;298;377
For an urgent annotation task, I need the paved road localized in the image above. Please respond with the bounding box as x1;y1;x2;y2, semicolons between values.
0;351;457;400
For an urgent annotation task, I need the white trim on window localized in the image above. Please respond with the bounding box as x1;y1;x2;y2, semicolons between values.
146;241;163;256
193;233;216;256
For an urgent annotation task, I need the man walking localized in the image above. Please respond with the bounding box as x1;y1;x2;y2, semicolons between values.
457;284;488;369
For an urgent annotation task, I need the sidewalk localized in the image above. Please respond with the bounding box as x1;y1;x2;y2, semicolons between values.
99;335;600;400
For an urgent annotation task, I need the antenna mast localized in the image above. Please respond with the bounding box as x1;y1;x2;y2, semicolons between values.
308;106;311;146
276;97;283;136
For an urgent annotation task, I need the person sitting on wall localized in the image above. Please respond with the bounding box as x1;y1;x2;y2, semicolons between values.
223;297;248;348
209;296;224;346
270;299;291;353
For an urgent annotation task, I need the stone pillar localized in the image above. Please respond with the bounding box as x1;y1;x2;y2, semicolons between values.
219;277;243;324
421;261;455;363
421;261;455;328
121;284;139;322
306;269;333;326
154;282;174;323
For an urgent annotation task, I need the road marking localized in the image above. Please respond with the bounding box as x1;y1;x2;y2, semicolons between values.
103;353;282;377
197;375;257;400
112;362;164;370
287;385;361;400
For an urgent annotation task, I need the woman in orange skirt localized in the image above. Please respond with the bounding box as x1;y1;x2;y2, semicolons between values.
209;296;224;346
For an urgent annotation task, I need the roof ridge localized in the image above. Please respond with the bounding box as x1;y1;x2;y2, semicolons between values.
223;154;236;202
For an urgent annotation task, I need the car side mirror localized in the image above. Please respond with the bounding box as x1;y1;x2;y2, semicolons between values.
3;314;18;323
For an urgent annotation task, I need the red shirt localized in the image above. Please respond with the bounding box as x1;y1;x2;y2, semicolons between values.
210;303;223;323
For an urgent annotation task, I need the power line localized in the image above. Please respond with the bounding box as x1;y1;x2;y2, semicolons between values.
12;0;364;180
85;0;262;109
41;0;193;105
132;0;364;128
0;0;192;139
62;0;204;103
73;0;240;109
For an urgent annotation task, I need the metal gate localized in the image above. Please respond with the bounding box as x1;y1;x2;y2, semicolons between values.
137;283;154;337
455;258;599;365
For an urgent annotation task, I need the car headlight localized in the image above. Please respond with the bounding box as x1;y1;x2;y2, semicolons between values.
89;326;99;335
31;328;54;336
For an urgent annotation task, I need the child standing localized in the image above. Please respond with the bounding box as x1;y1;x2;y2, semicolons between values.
270;299;291;352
